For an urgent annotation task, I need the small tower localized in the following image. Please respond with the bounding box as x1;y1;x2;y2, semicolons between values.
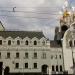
54;0;72;43
59;0;71;37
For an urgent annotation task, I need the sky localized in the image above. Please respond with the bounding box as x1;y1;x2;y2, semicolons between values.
0;0;75;40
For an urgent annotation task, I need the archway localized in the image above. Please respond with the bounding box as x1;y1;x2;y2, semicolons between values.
0;62;3;75
61;25;68;32
41;65;48;75
4;66;10;75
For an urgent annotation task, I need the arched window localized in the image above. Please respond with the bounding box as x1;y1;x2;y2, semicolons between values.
0;40;2;45
8;40;11;45
25;40;28;45
52;65;55;71
69;40;72;47
56;65;58;71
42;41;45;45
17;40;20;45
61;25;68;32
74;40;75;46
60;65;62;72
59;55;61;59
42;65;48;74
34;40;37;45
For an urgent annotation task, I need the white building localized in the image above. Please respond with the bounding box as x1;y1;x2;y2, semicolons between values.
0;30;64;75
1;0;75;75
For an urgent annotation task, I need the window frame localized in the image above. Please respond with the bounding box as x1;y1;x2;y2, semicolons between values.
42;41;45;45
59;55;61;59
69;40;72;47
25;52;28;59
34;40;37;45
25;63;28;69
16;52;19;58
15;63;19;69
74;40;75;46
52;65;55;71
60;65;62;72
34;52;37;59
34;63;37;69
7;52;10;58
0;40;2;45
42;52;46;59
56;65;58;72
25;40;28;45
0;52;1;58
8;40;11;45
51;55;53;59
17;40;20;45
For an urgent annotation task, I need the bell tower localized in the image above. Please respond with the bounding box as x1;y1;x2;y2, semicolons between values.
59;0;72;37
54;0;73;43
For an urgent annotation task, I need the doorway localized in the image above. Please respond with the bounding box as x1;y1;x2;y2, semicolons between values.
4;66;10;75
42;65;48;75
0;62;3;75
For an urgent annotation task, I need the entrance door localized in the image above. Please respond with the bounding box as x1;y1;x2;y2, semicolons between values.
42;65;48;75
4;67;10;75
0;62;3;75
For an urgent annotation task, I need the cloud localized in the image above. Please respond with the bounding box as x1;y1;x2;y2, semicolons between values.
0;0;73;40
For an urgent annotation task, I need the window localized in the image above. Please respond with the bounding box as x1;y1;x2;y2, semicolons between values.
16;52;19;58
61;25;68;32
0;40;2;45
56;65;58;71
7;52;10;58
17;40;20;45
69;40;72;47
42;41;45;45
25;52;28;58
74;40;75;46
34;52;37;59
34;41;37;45
52;65;54;71
60;65;62;72
0;52;1;58
25;40;28;45
15;63;19;69
55;55;57;59
25;63;28;68
51;55;53;59
42;52;46;59
59;55;61;59
8;40;11;45
34;63;37;68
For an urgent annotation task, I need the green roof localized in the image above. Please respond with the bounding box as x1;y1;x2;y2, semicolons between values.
0;31;45;39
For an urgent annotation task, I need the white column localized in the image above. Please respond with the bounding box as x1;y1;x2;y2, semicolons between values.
2;67;4;75
48;67;51;75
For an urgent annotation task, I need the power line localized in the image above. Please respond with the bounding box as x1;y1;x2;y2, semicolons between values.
0;7;62;8
0;7;62;20
0;10;61;15
0;15;59;20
